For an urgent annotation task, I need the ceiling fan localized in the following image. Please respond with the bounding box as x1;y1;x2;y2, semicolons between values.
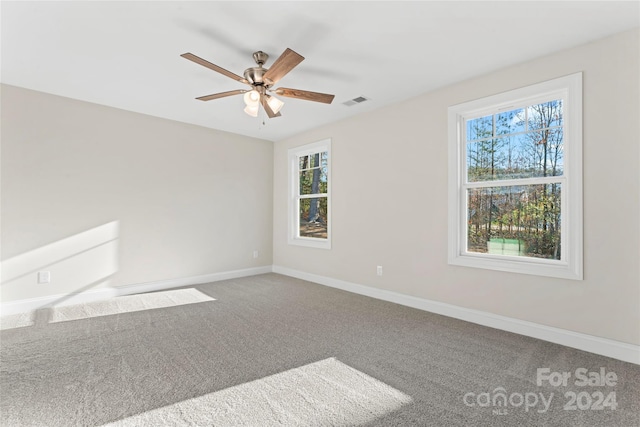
181;48;335;118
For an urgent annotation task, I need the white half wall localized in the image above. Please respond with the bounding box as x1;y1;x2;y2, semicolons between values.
1;85;273;303
273;29;640;346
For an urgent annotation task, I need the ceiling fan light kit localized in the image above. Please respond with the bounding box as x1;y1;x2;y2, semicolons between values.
243;104;259;117
181;48;335;119
243;90;260;106
265;94;284;114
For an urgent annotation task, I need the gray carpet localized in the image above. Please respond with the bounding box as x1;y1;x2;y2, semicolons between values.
1;273;639;426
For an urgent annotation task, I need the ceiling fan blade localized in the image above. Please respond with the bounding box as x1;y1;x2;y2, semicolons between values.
274;88;335;104
196;89;245;101
263;48;304;85
181;53;249;85
260;94;281;119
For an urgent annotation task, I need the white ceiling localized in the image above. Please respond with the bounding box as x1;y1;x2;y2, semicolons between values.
2;1;638;141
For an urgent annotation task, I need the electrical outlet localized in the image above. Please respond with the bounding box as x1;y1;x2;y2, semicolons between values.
38;271;51;284
253;250;259;259
377;266;383;276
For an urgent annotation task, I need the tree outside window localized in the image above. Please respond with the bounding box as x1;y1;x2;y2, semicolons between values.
448;73;582;279
466;100;563;259
288;139;331;249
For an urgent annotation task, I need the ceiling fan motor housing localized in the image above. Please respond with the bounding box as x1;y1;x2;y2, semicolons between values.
244;51;271;86
244;67;268;86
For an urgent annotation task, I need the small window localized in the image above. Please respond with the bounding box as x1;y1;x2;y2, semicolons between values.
288;139;331;249
448;73;582;279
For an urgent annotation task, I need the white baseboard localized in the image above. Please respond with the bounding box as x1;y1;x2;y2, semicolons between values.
0;266;272;316
115;266;273;297
272;265;640;365
0;287;120;316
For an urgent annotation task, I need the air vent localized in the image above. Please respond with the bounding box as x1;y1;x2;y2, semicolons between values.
343;96;370;106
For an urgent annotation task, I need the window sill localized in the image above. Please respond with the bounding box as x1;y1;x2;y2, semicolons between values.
288;237;331;250
449;251;582;280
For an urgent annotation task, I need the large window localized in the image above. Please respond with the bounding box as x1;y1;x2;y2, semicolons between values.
288;139;331;249
448;73;582;279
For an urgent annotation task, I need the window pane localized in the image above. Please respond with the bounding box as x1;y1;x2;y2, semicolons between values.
527;100;563;130
522;129;564;177
299;155;309;171
467;128;563;182
299;165;328;195
299;152;328;170
467;184;561;260
300;170;311;194
299;197;328;239
309;152;319;168
467;139;508;181
496;108;525;135
466;115;493;142
321;152;328;165
319;175;327;193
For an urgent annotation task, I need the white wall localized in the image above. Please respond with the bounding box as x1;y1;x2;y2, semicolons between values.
1;85;273;302
273;29;640;345
2;30;637;347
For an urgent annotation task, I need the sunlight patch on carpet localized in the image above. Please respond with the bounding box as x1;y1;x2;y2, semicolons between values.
0;311;35;330
103;357;412;426
49;288;215;323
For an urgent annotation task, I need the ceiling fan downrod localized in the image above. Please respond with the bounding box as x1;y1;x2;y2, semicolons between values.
244;51;270;86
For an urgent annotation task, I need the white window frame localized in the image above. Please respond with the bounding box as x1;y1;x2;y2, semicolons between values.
288;139;332;249
447;73;583;280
